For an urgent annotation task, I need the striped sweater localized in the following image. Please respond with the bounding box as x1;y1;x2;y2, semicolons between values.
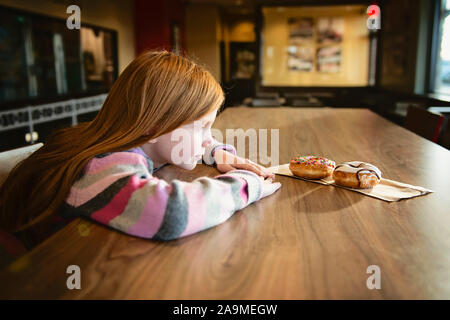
58;140;264;241
0;141;263;267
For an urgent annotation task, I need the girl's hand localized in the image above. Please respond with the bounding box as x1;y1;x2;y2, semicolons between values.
259;176;282;199
213;149;275;179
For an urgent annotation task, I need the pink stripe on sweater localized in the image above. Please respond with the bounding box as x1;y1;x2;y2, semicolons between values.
237;177;249;204
127;179;172;238
90;175;148;225
66;172;133;206
179;182;207;237
85;152;148;175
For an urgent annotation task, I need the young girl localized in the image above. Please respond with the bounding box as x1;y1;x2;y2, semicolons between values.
0;50;281;251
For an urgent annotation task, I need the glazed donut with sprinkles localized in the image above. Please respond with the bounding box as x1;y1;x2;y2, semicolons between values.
289;155;336;179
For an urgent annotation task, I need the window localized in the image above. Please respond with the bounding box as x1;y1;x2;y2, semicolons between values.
0;5;118;109
434;0;450;95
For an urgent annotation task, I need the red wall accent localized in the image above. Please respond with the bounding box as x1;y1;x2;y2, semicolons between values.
135;0;186;55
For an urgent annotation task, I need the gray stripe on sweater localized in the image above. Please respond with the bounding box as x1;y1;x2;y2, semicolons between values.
214;176;244;209
74;163;148;189
108;181;159;233
195;177;236;230
152;180;189;241
221;170;263;205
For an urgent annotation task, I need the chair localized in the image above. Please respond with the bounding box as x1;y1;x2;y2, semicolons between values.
404;106;446;143
0;143;43;268
0;143;43;187
255;91;280;99
289;96;324;107
439;121;450;150
283;92;327;107
251;98;285;107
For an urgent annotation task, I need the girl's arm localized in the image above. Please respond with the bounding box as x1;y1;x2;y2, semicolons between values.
203;138;275;179
61;151;263;241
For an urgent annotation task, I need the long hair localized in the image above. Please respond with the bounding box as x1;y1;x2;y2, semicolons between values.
0;50;224;233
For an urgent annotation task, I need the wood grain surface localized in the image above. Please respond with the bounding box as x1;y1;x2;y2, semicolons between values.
1;107;449;299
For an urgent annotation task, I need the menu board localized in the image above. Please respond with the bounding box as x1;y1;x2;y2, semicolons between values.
261;5;370;87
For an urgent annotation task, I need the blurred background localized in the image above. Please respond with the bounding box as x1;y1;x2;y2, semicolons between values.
0;0;449;152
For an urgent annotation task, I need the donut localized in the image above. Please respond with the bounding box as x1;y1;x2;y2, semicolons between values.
333;161;382;189
289;156;336;179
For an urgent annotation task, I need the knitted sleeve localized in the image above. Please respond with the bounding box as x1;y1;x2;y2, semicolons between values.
61;151;263;241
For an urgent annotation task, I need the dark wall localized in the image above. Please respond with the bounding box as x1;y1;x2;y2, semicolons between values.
134;0;186;54
378;0;421;94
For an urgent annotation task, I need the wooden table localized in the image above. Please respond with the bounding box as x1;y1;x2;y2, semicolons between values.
1;107;450;299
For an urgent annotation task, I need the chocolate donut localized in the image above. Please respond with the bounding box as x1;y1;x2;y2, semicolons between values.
333;161;381;189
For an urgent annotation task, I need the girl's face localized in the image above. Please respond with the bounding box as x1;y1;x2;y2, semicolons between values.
146;109;217;170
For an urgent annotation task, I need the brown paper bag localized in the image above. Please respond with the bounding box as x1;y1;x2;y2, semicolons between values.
268;163;433;202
